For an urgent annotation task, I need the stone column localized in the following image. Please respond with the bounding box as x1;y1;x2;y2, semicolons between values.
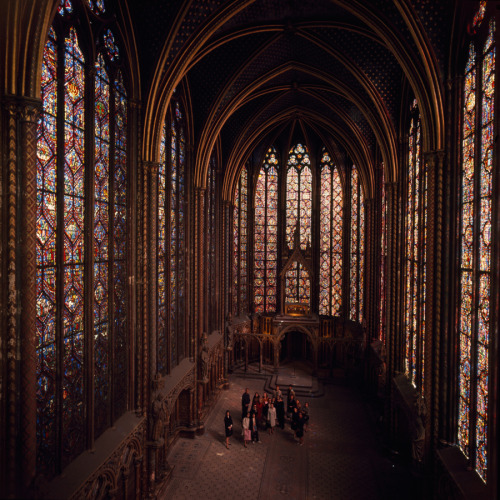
128;99;141;411
1;97;40;496
423;150;446;464
2;99;19;498
19;99;40;494
144;161;159;378
194;187;205;422
383;181;399;440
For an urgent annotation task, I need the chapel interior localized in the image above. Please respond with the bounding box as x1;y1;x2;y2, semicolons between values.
0;0;499;498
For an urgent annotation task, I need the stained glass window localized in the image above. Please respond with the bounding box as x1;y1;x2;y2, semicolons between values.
254;147;278;313
286;144;311;250
319;149;343;315
458;16;494;483
349;165;364;322
36;6;128;478
158;96;186;372
233;164;248;315
158;125;168;374
87;0;105;14
404;100;427;390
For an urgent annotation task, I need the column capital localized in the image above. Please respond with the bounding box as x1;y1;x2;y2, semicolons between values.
143;161;160;175
423;149;446;167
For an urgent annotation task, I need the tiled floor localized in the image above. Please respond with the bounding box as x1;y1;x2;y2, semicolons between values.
159;368;416;500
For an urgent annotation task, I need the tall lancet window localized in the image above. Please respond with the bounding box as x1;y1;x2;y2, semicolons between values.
254;147;278;313
404;100;427;390
233;164;248;315
458;5;494;482
349;165;364;322
319;149;343;315
36;0;128;478
286;143;312;250
158;96;186;372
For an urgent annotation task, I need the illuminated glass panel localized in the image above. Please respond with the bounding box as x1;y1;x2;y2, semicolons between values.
475;20;494;481
458;19;494;482
404;101;427;390
87;0;105;14
473;1;487;29
405;100;427;390
319;149;343;315
58;0;73;15
458;44;476;459
350;166;364;322
254;148;278;313
158;98;186;370
113;70;127;418
177;114;186;361
94;53;110;437
285;261;310;304
233;165;248;315
286;144;311;250
170;119;177;364
104;29;119;61
36;26;58;477
158;124;167;374
62;27;86;465
36;18;128;477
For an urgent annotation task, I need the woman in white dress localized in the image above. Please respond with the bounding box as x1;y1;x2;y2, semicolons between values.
242;412;251;447
267;402;277;434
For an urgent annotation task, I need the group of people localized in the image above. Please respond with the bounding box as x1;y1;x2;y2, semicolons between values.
224;385;310;449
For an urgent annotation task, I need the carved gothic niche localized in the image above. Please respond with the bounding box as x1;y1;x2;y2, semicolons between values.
279;222;313;316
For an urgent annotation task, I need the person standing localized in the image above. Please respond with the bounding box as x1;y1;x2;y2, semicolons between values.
287;392;297;419
241;388;250;420
287;386;295;418
242;412;251;448
295;411;305;446
276;395;285;429
250;407;260;443
224;410;233;449
302;401;310;432
261;392;269;428
267;402;277;434
274;385;282;400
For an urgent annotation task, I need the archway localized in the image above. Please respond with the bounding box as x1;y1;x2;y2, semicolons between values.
279;330;313;364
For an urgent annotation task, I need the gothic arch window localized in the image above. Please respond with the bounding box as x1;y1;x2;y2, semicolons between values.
319;149;343;316
457;4;494;481
254;147;278;313
233;163;248;316
158;95;186;373
36;0;128;477
349;165;364;322
404;100;427;389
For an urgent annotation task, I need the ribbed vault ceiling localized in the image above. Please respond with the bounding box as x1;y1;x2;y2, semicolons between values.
129;0;455;198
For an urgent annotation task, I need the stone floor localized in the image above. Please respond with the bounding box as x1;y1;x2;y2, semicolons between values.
159;366;418;500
